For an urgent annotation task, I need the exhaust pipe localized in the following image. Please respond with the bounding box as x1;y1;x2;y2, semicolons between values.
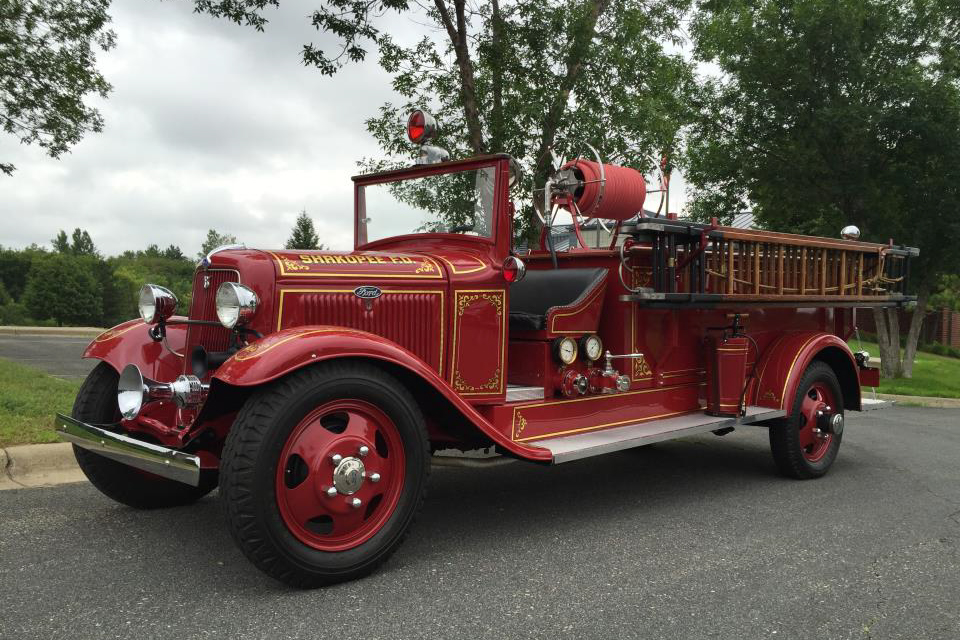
117;364;209;420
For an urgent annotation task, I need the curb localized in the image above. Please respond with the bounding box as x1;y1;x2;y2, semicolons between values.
0;325;105;338
0;442;86;490
874;393;960;409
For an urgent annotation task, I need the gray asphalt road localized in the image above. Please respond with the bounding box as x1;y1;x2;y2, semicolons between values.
1;406;958;640
0;334;96;378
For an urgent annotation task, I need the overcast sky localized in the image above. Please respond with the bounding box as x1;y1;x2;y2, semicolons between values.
0;2;688;257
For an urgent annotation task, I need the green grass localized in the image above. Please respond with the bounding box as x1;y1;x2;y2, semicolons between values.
0;358;82;447
849;338;960;398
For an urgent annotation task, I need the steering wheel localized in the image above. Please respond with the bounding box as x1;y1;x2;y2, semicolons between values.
448;223;475;234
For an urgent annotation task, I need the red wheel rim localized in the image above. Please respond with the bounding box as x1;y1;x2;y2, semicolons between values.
797;382;836;463
275;399;406;552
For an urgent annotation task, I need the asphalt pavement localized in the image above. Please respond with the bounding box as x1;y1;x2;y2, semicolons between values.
0;334;96;378
1;406;958;640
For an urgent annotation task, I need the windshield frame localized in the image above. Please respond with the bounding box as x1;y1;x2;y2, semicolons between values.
352;154;511;252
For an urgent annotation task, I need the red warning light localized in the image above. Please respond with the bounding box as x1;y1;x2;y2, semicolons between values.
407;109;437;144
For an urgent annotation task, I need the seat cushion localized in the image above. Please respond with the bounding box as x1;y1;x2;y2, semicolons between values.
509;268;607;332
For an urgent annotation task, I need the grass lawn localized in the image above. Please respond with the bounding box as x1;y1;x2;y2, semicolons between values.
0;358;81;447
848;339;960;398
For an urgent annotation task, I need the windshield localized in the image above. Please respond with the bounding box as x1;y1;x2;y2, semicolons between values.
358;166;496;244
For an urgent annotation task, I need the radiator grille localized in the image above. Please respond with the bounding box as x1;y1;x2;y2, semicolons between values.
289;291;443;373
184;269;239;373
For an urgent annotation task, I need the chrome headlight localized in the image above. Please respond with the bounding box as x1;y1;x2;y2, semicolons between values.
138;284;178;324
215;282;259;329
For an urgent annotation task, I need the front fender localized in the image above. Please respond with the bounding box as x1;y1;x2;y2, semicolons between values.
83;319;187;382
753;331;861;415
213;326;551;462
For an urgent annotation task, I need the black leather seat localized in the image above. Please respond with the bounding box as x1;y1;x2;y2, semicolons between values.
509;268;607;331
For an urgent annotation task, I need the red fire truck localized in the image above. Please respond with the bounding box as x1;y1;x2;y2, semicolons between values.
56;111;916;587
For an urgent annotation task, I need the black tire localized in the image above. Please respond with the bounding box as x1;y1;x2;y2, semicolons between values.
219;361;430;588
72;362;218;509
768;361;844;479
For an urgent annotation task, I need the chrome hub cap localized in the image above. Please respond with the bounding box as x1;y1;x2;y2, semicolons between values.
332;457;365;495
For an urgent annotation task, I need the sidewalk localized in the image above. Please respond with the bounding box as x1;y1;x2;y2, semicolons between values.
0;325;105;338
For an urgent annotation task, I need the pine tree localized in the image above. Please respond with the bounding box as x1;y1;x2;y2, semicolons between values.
198;229;239;260
285;210;324;250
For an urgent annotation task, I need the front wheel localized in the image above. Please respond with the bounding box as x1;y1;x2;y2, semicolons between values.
219;361;429;588
768;361;844;479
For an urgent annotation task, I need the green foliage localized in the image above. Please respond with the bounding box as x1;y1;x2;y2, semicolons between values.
0;245;37;300
52;230;71;253
198;229;239;260
22;253;103;326
930;274;960;312
1;0;116;175
848;339;960;398
285;210;324;250
686;0;960;288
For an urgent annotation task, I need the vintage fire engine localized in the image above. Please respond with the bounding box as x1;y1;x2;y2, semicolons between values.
56;110;917;587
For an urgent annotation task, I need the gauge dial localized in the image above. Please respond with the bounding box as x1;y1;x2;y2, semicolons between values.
553;337;578;365
581;335;603;361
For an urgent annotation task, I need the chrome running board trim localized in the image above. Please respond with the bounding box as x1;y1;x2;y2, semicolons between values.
506;385;545;402
536;406;785;464
54;413;201;486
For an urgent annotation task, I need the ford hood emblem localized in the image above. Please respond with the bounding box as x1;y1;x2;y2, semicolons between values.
354;286;382;299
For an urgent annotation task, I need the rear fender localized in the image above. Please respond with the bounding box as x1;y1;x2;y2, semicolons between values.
213;326;551;462
753;331;861;415
83;319;187;382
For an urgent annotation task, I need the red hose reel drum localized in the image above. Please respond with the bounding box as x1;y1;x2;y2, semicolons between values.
559;159;647;221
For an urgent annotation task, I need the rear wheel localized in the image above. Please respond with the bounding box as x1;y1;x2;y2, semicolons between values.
768;361;844;479
219;361;429;588
72;362;218;509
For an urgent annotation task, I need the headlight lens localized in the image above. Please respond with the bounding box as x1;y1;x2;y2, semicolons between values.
138;284;178;324
216;282;259;329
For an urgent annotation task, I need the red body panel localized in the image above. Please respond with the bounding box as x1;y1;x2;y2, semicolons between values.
752;331;860;414
84;319;186;382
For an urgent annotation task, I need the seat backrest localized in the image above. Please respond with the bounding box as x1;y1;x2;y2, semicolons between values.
509;268;607;317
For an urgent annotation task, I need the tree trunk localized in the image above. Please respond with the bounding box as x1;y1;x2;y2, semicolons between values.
872;306;901;378
434;0;485;155
901;285;931;378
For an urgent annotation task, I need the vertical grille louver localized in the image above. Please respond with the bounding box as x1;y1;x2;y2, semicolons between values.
288;291;442;374
184;269;239;374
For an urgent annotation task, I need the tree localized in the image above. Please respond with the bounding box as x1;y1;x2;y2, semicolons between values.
70;228;97;255
52;230;70;253
285;210;324;250
686;0;960;379
22;253;102;326
162;244;186;261
198;229;239;260
1;0;116;176
192;1;695;242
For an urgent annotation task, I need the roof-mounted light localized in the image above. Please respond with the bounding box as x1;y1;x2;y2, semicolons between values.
407;109;437;144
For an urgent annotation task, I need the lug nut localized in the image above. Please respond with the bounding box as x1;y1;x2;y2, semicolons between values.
331;454;343;465
349;498;362;509
325;486;338;497
358;445;369;457
368;472;381;483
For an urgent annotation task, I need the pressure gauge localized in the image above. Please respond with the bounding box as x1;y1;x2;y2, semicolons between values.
580;334;603;362
553;337;578;365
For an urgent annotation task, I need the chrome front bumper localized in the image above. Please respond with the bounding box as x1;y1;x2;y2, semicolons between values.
54;413;201;486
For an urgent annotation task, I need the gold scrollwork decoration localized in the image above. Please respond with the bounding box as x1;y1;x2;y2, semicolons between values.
415;260;436;274
453;367;501;393
282;259;310;272
633;355;652;379
514;413;527;439
456;292;503;317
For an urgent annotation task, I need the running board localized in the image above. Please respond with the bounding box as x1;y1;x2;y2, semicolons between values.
533;406;785;464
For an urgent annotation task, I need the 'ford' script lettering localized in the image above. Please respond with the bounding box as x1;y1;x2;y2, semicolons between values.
354;286;382;299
